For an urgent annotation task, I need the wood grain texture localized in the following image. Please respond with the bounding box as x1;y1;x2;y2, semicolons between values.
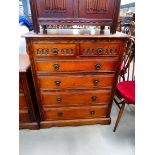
40;117;111;128
43;105;109;120
29;0;121;33
25;30;129;128
19;54;39;129
19;93;27;108
38;74;115;90
35;58;118;73
41;89;112;107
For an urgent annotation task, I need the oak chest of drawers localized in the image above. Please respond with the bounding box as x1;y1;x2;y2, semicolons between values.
24;29;129;128
19;54;39;129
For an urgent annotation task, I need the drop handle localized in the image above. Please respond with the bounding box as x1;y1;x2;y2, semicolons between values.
95;64;101;70
56;97;62;103
52;48;58;55
105;49;108;55
53;64;60;71
110;49;113;54
97;48;103;55
55;80;61;86
90;111;95;115
93;80;100;86
92;96;97;101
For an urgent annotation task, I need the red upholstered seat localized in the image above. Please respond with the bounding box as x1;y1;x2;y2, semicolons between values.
117;81;135;105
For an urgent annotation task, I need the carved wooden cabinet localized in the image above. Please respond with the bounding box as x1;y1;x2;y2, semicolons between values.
24;29;129;128
29;0;121;33
19;54;39;129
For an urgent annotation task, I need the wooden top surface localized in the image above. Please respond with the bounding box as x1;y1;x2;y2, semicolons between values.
23;29;130;38
19;53;30;72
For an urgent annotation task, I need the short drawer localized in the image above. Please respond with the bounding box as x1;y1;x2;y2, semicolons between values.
19;93;27;108
43;105;109;120
80;43;120;56
33;43;77;57
38;74;115;90
41;89;112;106
35;58;118;73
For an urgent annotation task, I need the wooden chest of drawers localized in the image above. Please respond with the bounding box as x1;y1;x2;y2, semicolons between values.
19;54;39;129
24;29;129;128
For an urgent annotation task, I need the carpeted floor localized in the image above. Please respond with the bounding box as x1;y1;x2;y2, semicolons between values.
19;103;135;155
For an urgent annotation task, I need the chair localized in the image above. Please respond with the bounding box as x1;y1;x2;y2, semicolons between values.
113;37;135;132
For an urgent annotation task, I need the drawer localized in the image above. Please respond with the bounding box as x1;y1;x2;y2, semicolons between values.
38;74;115;90
33;43;77;57
80;43;120;56
19;93;27;108
35;58;118;73
41;89;112;107
19;109;30;122
43;105;109;120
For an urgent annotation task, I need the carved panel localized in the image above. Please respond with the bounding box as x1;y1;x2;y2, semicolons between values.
86;0;108;13
44;0;66;13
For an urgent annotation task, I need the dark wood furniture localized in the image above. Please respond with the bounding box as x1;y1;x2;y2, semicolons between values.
29;0;121;34
19;54;39;129
24;29;129;128
113;37;135;132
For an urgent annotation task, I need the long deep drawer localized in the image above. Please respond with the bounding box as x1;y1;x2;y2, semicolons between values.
41;89;112;107
38;74;115;90
43;105;109;120
35;58;118;73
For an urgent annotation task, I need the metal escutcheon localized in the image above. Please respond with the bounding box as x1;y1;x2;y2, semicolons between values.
56;97;62;103
55;80;61;86
53;64;59;71
92;96;97;101
93;80;99;86
90;111;95;115
95;63;101;70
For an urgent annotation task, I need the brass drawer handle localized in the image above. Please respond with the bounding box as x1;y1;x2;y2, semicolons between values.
55;80;61;86
56;97;62;103
57;112;63;117
110;49;113;54
97;48;103;55
90;111;95;115
105;49;108;55
95;64;101;70
52;48;58;55
93;80;100;86
53;64;59;71
92;96;97;101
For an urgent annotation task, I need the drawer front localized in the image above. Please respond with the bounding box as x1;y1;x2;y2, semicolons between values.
19;93;27;108
41;89;112;106
33;44;77;57
43;105;109;120
19;109;30;122
35;59;118;73
38;74;115;90
80;43;120;56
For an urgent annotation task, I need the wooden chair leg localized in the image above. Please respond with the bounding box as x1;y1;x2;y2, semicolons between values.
113;102;125;132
